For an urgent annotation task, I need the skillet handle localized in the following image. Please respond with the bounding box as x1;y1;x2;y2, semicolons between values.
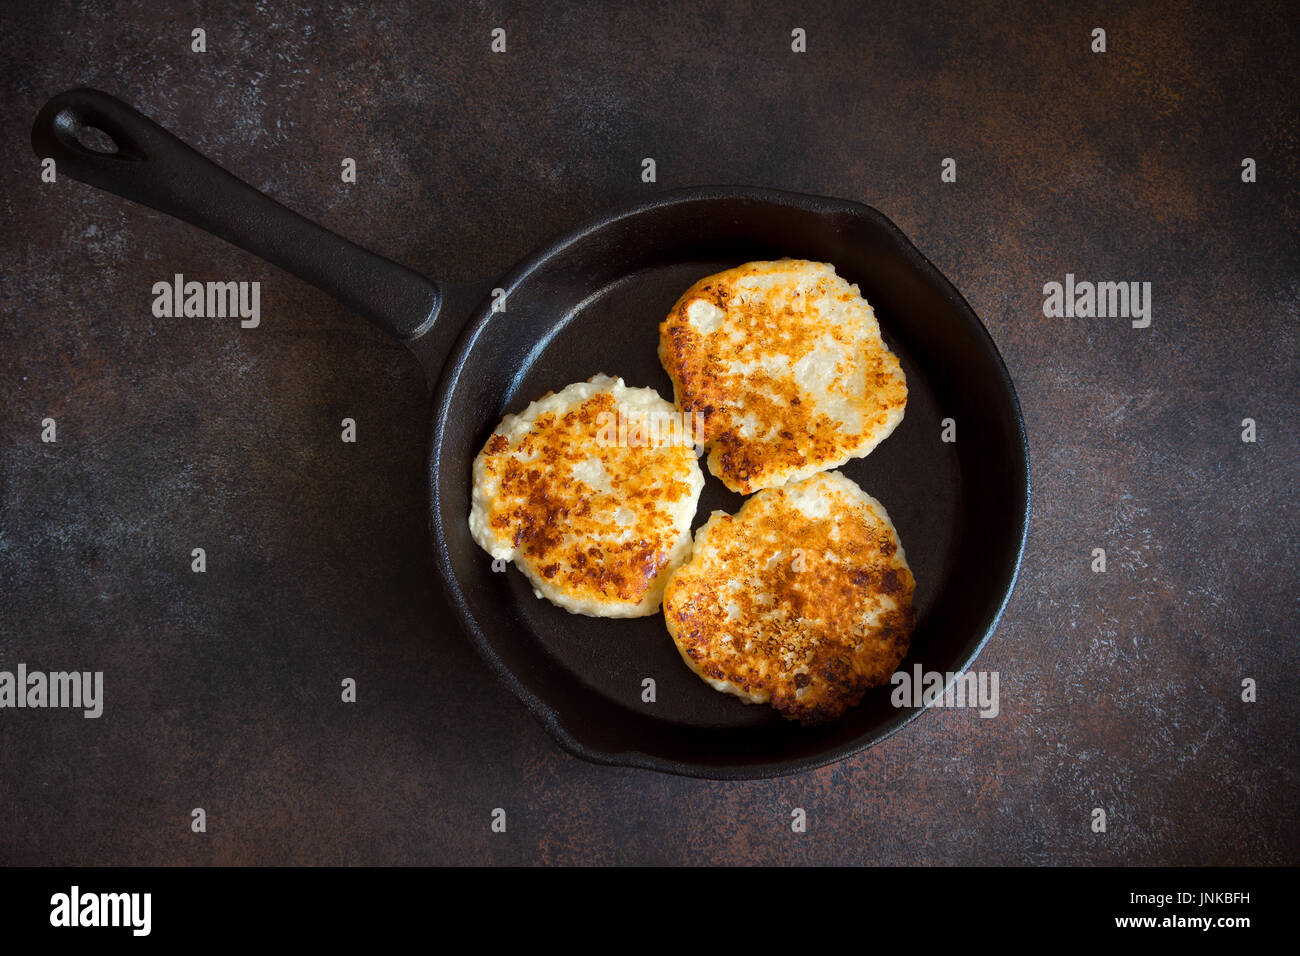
31;88;441;341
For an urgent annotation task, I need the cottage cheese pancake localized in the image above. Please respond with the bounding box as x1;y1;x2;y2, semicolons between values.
662;471;914;723
470;375;705;617
659;260;907;494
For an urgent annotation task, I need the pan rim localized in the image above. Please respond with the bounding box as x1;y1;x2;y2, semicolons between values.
427;185;1031;779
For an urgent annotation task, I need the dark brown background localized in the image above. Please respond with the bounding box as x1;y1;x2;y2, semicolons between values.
1;0;1296;865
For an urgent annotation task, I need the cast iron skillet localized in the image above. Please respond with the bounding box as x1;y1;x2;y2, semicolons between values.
33;88;1030;779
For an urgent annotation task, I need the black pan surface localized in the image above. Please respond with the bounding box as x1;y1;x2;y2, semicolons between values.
33;90;1029;780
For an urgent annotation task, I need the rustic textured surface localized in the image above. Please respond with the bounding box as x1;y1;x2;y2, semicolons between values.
1;0;1296;865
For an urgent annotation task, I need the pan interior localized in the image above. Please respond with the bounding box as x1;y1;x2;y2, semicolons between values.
431;192;1026;775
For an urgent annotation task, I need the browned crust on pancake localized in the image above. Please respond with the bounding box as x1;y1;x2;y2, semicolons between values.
658;260;907;495
662;473;915;724
476;389;700;607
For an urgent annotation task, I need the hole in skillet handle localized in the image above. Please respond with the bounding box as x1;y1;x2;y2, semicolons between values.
47;99;134;161
70;121;120;155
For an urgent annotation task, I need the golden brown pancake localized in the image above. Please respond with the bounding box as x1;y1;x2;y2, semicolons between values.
470;375;704;617
659;259;907;495
662;471;914;723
